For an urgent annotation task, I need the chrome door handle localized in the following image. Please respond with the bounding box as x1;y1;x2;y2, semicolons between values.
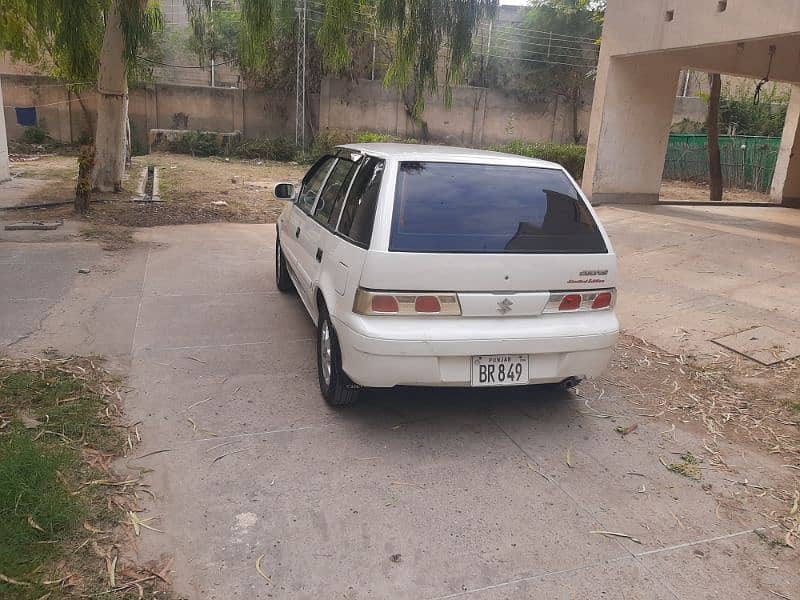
316;248;323;262
295;226;301;238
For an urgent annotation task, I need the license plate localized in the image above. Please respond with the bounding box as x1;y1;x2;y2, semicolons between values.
471;354;529;387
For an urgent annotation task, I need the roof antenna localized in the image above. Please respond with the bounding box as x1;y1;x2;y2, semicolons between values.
754;45;776;105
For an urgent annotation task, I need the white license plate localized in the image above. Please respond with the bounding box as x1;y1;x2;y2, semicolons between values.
471;354;529;387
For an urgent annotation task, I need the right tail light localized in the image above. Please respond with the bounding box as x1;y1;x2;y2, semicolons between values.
544;289;616;313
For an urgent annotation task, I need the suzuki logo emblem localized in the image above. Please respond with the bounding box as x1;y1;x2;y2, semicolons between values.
496;298;514;315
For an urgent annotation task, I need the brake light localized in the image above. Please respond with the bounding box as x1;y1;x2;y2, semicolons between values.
354;289;461;316
592;292;613;310
544;289;616;313
371;295;399;313
414;296;441;313
558;294;582;311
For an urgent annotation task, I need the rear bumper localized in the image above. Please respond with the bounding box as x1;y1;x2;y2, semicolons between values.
332;313;619;388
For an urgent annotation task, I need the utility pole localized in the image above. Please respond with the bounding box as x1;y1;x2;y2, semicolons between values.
210;0;215;87
0;77;10;183
295;0;307;150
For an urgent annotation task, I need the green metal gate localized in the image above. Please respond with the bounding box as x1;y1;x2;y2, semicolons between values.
663;134;781;193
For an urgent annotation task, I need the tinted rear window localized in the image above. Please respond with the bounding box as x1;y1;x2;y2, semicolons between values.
390;162;607;254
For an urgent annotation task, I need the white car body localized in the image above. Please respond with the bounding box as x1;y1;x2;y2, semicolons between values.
275;143;619;403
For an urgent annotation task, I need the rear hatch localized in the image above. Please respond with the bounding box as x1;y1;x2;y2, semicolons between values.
359;161;616;317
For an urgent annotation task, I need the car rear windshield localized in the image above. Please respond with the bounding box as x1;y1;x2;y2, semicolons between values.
390;162;607;254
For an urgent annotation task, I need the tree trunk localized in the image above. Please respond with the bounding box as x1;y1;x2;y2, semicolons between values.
707;73;723;202
92;1;129;192
75;90;94;139
75;142;95;214
402;88;430;141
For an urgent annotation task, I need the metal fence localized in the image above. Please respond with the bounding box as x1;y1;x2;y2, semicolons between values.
663;134;781;193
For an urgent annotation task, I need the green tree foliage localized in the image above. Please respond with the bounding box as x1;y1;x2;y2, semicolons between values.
187;0;496;118
0;0;162;85
0;1;163;193
517;0;603;143
185;0;244;67
720;86;788;137
0;0;105;82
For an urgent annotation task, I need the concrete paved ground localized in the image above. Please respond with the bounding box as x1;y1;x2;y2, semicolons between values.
600;204;800;360
2;206;798;599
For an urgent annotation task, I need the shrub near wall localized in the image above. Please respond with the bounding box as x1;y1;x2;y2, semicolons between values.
492;141;586;180
306;130;412;162
231;137;296;161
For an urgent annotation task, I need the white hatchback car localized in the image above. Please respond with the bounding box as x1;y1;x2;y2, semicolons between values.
274;144;618;405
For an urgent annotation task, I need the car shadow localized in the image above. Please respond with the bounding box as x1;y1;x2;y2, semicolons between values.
334;383;579;434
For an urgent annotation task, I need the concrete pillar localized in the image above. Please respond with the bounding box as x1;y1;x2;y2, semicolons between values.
583;54;682;204
770;84;800;206
0;77;10;183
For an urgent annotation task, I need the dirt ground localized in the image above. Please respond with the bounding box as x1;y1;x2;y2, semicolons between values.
5;153;307;228
660;180;772;203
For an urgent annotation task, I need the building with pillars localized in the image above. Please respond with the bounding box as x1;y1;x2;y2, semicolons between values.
584;0;800;206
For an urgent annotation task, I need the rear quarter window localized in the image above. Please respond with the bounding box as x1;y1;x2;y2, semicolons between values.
390;162;607;254
338;158;385;247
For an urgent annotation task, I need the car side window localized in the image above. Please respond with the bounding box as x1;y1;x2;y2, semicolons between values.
313;158;356;226
338;158;385;247
296;156;336;214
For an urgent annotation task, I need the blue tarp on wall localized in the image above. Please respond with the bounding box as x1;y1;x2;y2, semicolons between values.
15;107;37;127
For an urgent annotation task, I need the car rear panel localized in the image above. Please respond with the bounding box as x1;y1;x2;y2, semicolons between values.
358;250;617;295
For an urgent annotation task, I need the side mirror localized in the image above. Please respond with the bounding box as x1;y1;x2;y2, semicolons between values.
273;183;296;201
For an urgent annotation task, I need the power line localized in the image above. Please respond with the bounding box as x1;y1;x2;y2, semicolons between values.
303;12;598;70
490;29;599;54
488;20;599;43
487;52;596;70
491;36;599;60
490;42;598;64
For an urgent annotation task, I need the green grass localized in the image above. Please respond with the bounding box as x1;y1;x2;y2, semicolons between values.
1;370;123;454
0;361;126;598
0;433;85;589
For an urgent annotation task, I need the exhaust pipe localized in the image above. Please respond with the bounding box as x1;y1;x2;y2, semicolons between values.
560;376;583;390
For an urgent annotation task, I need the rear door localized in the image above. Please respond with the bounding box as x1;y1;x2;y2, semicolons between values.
323;156;386;316
359;160;616;315
298;156;359;310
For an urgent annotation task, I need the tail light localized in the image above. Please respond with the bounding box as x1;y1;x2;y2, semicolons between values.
354;288;461;316
544;289;616;313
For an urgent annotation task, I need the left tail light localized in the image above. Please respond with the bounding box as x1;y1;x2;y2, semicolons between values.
353;288;461;316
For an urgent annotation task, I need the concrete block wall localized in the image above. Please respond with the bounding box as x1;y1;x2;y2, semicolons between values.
318;78;592;146
3;73;713;152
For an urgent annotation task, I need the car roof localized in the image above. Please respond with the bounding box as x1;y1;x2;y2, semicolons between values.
338;143;562;169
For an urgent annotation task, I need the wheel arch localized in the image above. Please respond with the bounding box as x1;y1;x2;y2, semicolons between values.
315;288;329;321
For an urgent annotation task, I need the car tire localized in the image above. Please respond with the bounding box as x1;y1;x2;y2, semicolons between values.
275;235;294;293
317;309;360;406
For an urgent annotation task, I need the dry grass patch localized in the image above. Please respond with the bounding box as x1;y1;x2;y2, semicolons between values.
0;356;172;599
660;179;772;203
6;152;306;233
590;335;800;547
